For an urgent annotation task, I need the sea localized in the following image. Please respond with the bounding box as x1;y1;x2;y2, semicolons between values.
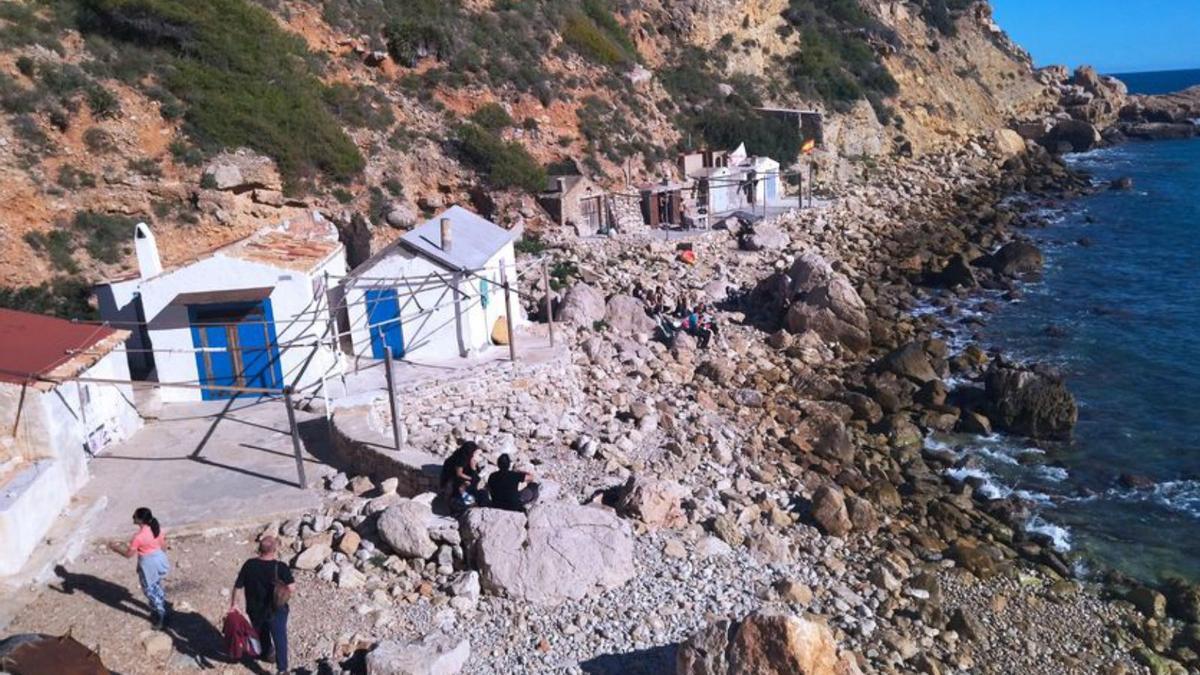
922;69;1200;583
1112;67;1200;95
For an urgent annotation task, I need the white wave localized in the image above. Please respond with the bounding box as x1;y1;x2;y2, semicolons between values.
1036;465;1069;482
944;467;1009;500
1107;479;1200;519
1026;515;1073;551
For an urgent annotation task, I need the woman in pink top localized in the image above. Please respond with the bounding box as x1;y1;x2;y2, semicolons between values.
108;506;170;629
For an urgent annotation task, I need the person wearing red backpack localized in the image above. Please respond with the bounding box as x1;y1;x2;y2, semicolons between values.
229;536;294;675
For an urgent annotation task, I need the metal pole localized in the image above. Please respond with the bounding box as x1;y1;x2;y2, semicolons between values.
541;258;555;347
383;346;403;451
283;386;307;489
500;263;517;362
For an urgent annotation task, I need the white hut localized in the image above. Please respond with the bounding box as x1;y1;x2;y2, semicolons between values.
94;213;347;403
0;309;141;575
342;206;526;364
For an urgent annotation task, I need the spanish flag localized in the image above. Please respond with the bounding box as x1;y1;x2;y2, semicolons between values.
801;138;816;154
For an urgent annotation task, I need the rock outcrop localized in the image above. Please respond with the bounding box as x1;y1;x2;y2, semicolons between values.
677;610;862;675
202;148;282;193
757;252;870;353
461;503;635;606
984;359;1078;440
987;240;1043;276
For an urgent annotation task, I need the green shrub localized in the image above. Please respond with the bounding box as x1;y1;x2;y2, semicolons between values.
169;138;204;166
470;102;514;132
12;114;52;152
15;56;35;77
128;157;161;177
71;210;138;263
83;126;116;153
332;187;353;204
0;278;97;320
323;83;394;131
514;234;547;256
80;0;365;189
57;165;97;189
382;177;404;197
86;85;121;118
456;123;545;193
562;11;630;67
24;230;79;273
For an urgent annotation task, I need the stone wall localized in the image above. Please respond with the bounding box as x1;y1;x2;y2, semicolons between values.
606;193;646;234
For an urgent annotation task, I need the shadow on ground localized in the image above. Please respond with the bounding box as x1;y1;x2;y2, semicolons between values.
580;643;677;674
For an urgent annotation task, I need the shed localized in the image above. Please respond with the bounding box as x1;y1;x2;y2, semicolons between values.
94;213;347;403
639;180;685;228
0;309;142;575
538;175;609;236
341;206;526;364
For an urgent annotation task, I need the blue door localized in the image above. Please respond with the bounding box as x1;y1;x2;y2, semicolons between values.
365;288;404;359
189;300;283;400
765;176;777;202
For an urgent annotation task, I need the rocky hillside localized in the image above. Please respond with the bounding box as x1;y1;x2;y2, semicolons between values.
0;0;1049;316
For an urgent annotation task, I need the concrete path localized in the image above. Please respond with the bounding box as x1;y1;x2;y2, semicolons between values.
79;397;333;539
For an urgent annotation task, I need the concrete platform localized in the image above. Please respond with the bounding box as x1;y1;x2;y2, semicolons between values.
79;396;333;539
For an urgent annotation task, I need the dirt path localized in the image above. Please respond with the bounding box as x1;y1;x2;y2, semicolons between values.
6;528;369;675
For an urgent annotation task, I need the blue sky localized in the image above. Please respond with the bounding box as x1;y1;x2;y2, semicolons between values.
991;1;1200;73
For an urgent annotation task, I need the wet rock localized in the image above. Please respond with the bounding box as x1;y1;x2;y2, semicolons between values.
1042;119;1101;153
984;359;1077;440
1127;587;1168;619
987;241;1043;276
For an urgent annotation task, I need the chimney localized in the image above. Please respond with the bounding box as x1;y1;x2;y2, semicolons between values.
134;222;162;278
440;217;452;252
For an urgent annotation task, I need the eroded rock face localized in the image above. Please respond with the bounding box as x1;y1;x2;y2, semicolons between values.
677;610;862;675
461;503;635;606
757;252;870;353
984;359;1077;440
557;282;606;327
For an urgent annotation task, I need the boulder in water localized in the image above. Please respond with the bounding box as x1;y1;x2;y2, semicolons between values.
987;241;1043;276
984;359;1077;441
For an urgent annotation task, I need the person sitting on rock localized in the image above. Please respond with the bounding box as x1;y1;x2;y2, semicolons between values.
440;441;481;510
486;453;539;512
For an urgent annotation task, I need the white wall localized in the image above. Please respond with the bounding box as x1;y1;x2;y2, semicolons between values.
0;351;141;575
138;253;344;402
343;244;527;366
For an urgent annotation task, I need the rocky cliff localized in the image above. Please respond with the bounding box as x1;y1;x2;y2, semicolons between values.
0;0;1054;314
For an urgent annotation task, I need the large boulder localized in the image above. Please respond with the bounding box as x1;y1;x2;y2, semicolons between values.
605;294;657;336
614;475;687;530
809;485;852;537
377;500;437;560
991;128;1026;157
758;252;870;353
557;282;606;327
677;611;862;675
984;359;1077;441
876;341;939;384
987;241;1043;276
739;224;791;251
461;503;635;605
366;632;470;675
202;148;282;192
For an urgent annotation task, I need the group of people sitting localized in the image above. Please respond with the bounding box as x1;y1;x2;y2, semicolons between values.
633;283;720;349
439;441;540;513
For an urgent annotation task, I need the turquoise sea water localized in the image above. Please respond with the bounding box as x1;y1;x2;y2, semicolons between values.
927;138;1200;582
1112;68;1200;95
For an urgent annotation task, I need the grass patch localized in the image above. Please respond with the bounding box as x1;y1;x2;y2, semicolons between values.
562;2;636;68
24;230;79;273
79;0;365;190
71;210;138;263
469;102;513;132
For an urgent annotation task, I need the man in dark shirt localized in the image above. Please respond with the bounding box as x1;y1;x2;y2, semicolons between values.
230;536;294;675
486;454;539;512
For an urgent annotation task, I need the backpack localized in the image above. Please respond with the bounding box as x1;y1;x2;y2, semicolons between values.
272;562;291;609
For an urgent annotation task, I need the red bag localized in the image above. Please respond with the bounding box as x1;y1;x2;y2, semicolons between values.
222;609;260;659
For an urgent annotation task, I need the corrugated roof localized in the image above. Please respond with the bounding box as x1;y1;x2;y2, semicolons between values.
399;206;516;271
0;309;129;389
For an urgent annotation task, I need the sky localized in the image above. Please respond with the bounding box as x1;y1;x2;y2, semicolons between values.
991;1;1200;74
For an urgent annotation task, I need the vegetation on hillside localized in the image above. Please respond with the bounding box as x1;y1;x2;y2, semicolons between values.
456;124;546;193
77;0;365;190
780;0;898;111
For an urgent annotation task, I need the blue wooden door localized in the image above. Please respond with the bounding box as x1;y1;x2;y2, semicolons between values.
765;176;777;202
365;288;404;359
189;300;283;400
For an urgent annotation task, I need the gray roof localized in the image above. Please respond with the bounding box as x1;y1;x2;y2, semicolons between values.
399;205;516;271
